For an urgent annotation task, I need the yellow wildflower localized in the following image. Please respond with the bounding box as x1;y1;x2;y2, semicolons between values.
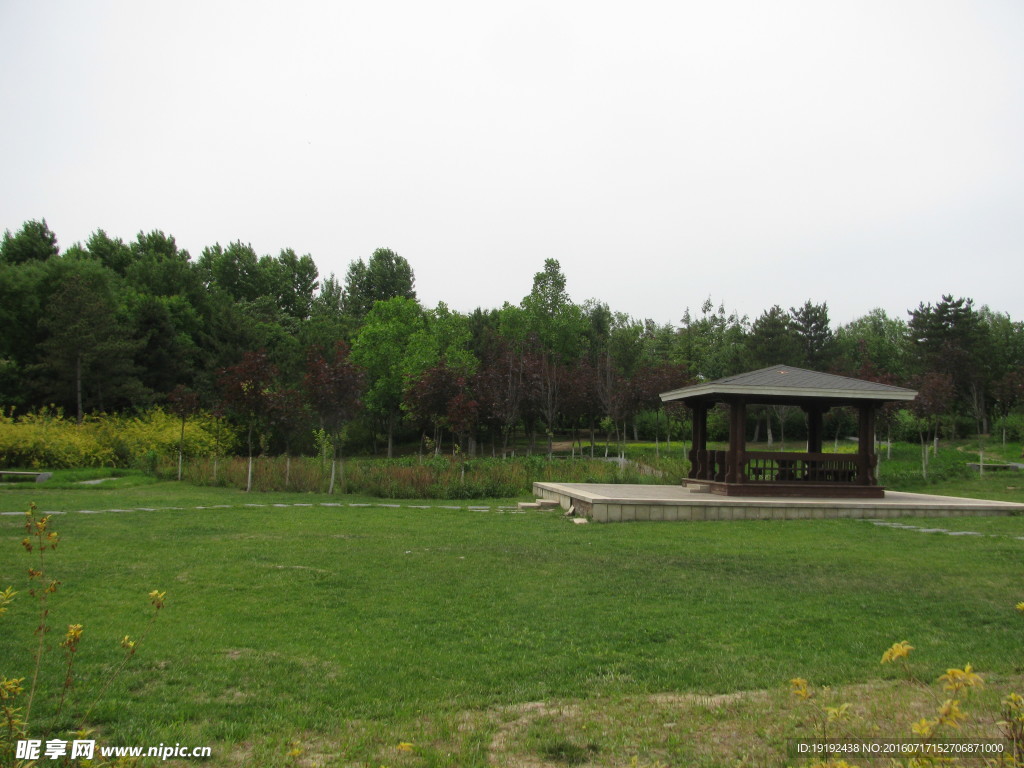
911;718;936;738
1016;602;1024;613
1004;692;1024;711
0;677;25;700
0;585;15;616
936;698;965;728
790;677;812;700
149;590;167;609
826;703;851;723
61;623;84;650
880;640;914;664
938;663;983;693
396;742;414;752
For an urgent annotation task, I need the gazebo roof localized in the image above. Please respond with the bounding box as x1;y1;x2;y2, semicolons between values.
660;365;917;405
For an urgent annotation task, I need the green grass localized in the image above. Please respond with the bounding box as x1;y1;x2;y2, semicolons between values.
2;478;1024;766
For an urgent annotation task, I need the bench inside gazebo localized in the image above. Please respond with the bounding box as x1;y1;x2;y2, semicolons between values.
660;365;918;498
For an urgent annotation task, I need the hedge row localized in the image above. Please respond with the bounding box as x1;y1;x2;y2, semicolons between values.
0;408;234;469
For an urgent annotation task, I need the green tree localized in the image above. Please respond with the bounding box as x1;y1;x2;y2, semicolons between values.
270;248;319;320
908;295;992;432
675;299;748;381
402;302;478;379
746;305;802;369
834;308;910;382
522;258;569;320
125;230;196;298
521;260;589;456
82;229;134;275
351;297;424;456
789;300;835;370
197;241;263;302
0;219;59;265
0;259;49;407
34;261;147;422
127;293;200;396
342;247;417;322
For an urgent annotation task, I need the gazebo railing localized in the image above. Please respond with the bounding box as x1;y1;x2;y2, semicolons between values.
690;449;873;485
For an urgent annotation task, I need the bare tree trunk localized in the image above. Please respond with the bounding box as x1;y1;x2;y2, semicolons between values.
246;424;255;492
655;409;661;459
75;352;84;425
177;413;186;481
920;431;928;479
213;418;221;483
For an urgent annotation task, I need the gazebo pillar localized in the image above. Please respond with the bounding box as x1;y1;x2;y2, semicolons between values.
804;405;825;454
690;401;710;481
856;403;877;485
725;398;746;484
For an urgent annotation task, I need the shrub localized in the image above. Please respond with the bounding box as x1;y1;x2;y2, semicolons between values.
994;413;1024;443
0;408;234;470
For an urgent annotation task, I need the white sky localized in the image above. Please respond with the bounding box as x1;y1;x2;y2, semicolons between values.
2;1;1022;327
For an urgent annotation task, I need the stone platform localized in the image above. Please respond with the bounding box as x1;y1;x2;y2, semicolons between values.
531;482;1024;523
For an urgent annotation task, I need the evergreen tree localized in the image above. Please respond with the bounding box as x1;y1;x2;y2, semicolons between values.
1;219;59;265
342;248;416;322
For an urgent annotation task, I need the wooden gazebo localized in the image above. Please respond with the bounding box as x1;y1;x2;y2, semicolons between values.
660;365;917;498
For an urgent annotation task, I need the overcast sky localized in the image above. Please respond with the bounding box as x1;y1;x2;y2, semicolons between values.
2;1;1021;327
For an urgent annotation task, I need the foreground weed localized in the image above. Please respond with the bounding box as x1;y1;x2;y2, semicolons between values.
999;693;1024;765
791;632;1022;768
0;502;166;767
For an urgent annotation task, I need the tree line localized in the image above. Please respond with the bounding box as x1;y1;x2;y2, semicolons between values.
2;218;1023;461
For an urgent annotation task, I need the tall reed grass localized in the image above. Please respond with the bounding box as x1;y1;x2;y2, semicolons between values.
168;454;680;498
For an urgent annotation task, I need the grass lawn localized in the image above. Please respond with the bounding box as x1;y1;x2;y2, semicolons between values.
1;475;1024;767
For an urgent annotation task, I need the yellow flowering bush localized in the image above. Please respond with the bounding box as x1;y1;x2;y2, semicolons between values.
0;407;230;469
0;408;115;468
